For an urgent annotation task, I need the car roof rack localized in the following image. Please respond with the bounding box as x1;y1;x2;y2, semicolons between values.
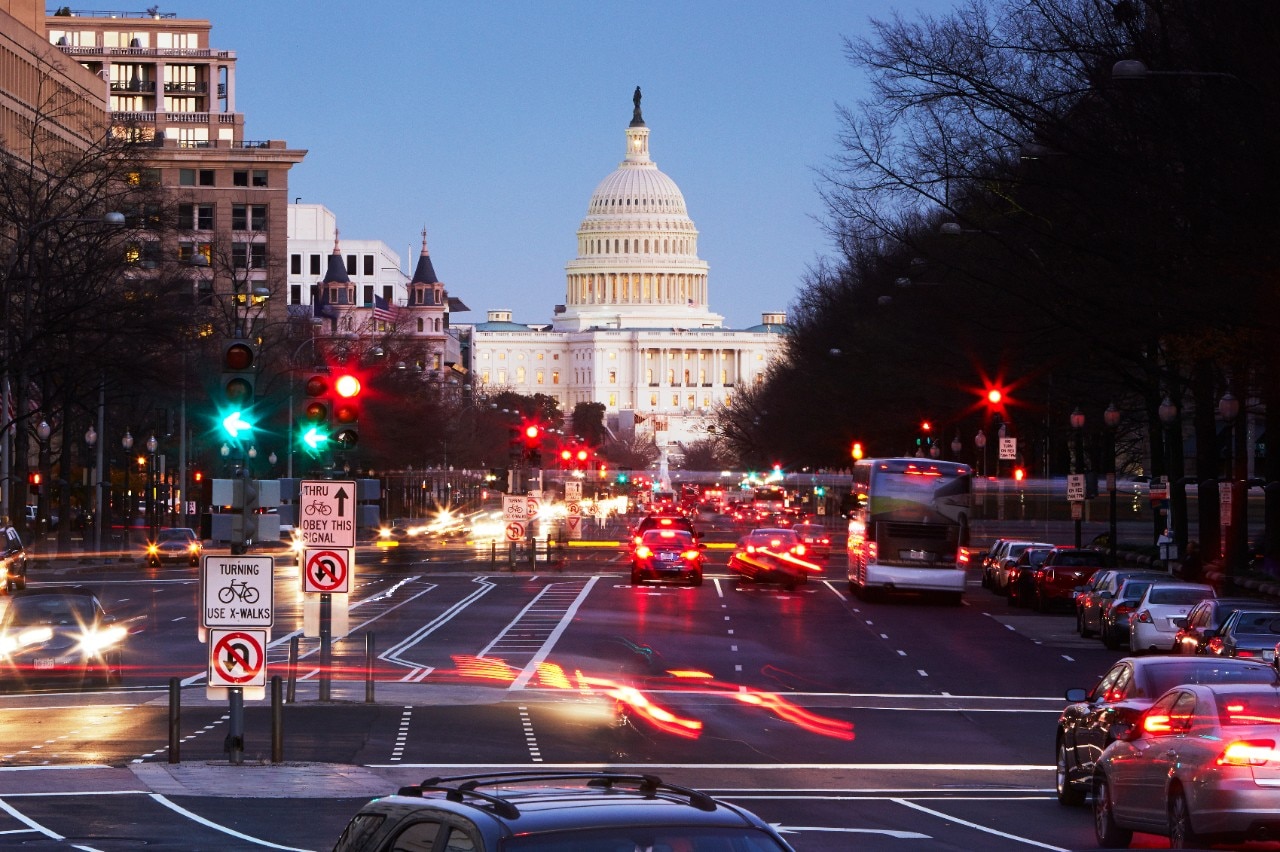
396;771;717;816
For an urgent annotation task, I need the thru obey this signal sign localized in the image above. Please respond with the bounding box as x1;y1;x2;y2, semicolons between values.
208;628;267;687
304;548;351;593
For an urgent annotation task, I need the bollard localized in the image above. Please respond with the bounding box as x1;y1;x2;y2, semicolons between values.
271;675;283;763
168;677;181;764
226;687;244;765
365;632;376;703
287;634;299;703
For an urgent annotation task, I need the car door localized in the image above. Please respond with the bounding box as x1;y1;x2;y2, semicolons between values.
1069;662;1133;776
1108;690;1188;825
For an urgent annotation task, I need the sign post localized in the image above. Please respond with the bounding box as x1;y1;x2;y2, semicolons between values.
299;480;357;701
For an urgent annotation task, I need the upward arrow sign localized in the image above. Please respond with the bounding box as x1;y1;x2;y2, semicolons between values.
334;486;349;516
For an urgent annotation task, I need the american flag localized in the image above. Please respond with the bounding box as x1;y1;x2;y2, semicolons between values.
372;294;399;324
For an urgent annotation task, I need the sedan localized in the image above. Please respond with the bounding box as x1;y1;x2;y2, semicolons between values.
790;523;831;559
1173;596;1260;655
1093;682;1280;847
0;587;127;688
630;529;705;587
145;527;202;567
728;528;821;590
991;540;1054;595
1006;546;1053;607
1054;655;1277;806
1128;582;1215;655
1207;608;1280;662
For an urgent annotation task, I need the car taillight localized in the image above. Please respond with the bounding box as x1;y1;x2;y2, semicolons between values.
681;550;700;560
867;542;877;560
1143;713;1173;734
635;546;652;559
1135;610;1153;623
1114;603;1135;617
1218;740;1278;766
794;543;806;556
1237;648;1257;658
958;547;970;564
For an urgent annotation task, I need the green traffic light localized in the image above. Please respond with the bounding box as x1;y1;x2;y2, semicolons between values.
222;410;253;438
302;426;329;452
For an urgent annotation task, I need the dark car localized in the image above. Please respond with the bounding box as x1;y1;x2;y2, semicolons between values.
631;529;705;587
1099;576;1165;650
0;587;126;688
145;527;203;567
631;513;697;545
1006;546;1053;607
1077;568;1160;639
728;528;821;590
791;523;831;559
0;526;28;592
332;771;795;851
1206;608;1280;662
1031;547;1107;612
1054;655;1278;806
1173;596;1260;655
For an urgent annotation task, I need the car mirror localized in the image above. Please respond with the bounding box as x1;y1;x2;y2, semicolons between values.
1064;687;1088;703
1111;721;1140;742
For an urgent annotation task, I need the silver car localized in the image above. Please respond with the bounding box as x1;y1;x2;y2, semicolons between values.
1207;609;1280;662
1094;682;1280;847
991;540;1054;594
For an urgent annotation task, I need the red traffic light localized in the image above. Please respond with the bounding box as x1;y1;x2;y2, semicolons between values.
524;424;541;441
334;373;361;398
1013;467;1026;481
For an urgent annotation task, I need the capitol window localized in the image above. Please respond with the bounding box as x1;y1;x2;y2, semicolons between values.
536;371;544;385
517;367;526;383
552;371;560;384
608;371;617;384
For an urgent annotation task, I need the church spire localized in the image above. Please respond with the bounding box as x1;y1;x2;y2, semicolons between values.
410;225;440;285
322;226;349;284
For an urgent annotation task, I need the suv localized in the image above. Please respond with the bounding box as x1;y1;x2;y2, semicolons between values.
333;771;795;851
1031;547;1107;612
0;526;28;592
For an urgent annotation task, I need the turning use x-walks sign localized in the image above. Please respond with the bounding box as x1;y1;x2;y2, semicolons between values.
303;548;352;594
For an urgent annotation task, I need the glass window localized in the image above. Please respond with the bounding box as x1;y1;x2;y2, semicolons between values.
198;170;215;186
386;819;439;851
231;204;247;230
179;168;195;186
291;254;302;275
310;254;322;276
363;285;373;306
346;255;357;275
363;255;374;276
252;170;268;187
233;170;249;187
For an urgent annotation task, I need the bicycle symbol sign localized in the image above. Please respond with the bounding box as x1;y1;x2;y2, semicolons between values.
201;555;274;628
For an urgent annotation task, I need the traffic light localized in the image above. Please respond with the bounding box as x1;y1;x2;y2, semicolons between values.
28;472;40;495
851;441;863;461
575;448;589;470
521;420;543;466
332;371;361;448
1013;467;1025;482
559;448;572;468
220;340;257;439
815;485;826;497
300;373;331;455
616;471;629;485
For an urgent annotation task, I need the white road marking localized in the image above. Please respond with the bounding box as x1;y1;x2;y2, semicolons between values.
892;797;1069;851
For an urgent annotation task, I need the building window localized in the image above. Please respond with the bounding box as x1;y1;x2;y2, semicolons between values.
233;170;248;187
517;367;526;383
290;283;301;303
646;369;654;385
671;394;679;407
650;393;658;406
668;369;675;384
608;371;616;384
290;254;301;275
536;370;544;385
687;394;695;408
363;255;374;276
497;370;507;384
310;254;321;276
177;203;214;230
232;204;266;231
552;371;559;384
498;353;506;360
253;170;268;187
346;255;357;275
199;169;215;186
416;318;424;333
179;168;195;186
362;285;373;305
232;242;267;269
481;370;490;383
608;393;617;407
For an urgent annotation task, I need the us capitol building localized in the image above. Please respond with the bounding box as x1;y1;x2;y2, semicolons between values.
465;89;787;451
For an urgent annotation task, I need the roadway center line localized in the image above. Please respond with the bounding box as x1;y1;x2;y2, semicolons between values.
508;577;599;690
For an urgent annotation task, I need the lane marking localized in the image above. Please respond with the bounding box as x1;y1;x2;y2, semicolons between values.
892;797;1069;851
150;793;312;850
509;578;599;690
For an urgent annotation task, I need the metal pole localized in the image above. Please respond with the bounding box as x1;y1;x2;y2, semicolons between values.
94;380;105;554
227;688;244;765
364;632;375;704
287;634;298;703
319;592;331;701
168;676;181;764
271;675;283;762
1108;429;1118;566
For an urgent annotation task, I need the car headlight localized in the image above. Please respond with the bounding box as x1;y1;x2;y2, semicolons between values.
78;624;126;656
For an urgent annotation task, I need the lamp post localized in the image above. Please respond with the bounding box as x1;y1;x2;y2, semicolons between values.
146;434;158;544
34;419;51;538
1219;391;1248;579
1158;396;1188;560
1104;402;1121;566
974;429;987;477
121;430;133;545
1070;407;1086;549
951;432;962;460
84;425;97;554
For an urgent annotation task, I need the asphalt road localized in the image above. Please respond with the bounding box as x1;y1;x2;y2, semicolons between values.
0;525;1177;850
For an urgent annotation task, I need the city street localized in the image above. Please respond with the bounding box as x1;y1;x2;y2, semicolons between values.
0;526;1144;851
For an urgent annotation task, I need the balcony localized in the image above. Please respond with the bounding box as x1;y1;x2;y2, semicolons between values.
164;81;209;95
110;80;155;93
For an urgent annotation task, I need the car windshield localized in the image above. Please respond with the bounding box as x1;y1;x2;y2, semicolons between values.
157;529;195;543
5;595;96;627
1233;612;1280;634
504;826;790;851
1148;588;1213;605
1146;661;1277;696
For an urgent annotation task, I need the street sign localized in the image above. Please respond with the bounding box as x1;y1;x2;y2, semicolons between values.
564;481;582;501
999;437;1017;461
303;548;351;594
1220;481;1233;526
208;628;267;688
201;555;273;628
566;500;581;516
566;515;581;537
298;479;357;548
526;492;541;517
1066;474;1086;502
503;494;528;522
505;520;526;542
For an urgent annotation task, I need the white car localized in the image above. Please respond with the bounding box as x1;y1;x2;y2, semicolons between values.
1129;582;1216;654
992;540;1054;594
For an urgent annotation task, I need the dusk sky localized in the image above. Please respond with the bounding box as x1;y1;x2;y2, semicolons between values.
156;0;961;329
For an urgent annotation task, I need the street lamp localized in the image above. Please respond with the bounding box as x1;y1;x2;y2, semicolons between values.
145;434;158;544
974;429;987;477
1104;402;1121;566
951;432;962;460
1219;391;1248;578
1158;396;1187;561
1070;407;1086;549
84;425;97;553
121;430;133;545
34;419;51;533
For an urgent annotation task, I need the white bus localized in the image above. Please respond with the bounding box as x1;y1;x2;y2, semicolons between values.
846;458;972;605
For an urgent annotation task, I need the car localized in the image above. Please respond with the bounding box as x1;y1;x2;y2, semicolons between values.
1054;655;1278;807
1173;596;1260;655
1206;608;1280;662
145;527;202;567
1031;547;1107;612
1100;575;1167;650
1128;582;1215;655
790;522;831;559
630;528;705;586
0;526;28;592
332;771;796;851
631;512;697;545
1077;568;1161;638
991;540;1055;594
0;587;126;688
1006;546;1053;607
728;528;821;590
979;538;1010;588
1092;682;1280;847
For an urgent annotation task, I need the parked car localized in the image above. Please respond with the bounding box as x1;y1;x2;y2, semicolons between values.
1031;547;1107;612
1173;596;1260;655
630;529;705;587
332;771;796;851
1054;655;1278;806
0;526;28;593
728;528;820;590
979;538;1010;588
790;523;831;559
1006;546;1054;607
1100;576;1167;650
1077;569;1161;638
0;587;126;688
1206;608;1280;662
1128;582;1216;655
1092;682;1280;847
991;540;1055;595
144;527;203;567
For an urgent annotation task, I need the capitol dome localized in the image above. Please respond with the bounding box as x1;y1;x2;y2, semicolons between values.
555;89;721;332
